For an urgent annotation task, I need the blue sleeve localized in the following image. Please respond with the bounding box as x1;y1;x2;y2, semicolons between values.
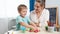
27;17;31;24
16;16;23;24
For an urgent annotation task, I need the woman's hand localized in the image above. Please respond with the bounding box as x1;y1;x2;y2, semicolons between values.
35;23;40;27
30;26;36;31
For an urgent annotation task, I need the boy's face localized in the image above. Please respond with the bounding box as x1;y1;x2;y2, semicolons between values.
19;8;27;17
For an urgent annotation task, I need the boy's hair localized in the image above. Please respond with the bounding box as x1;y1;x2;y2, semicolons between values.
17;4;27;12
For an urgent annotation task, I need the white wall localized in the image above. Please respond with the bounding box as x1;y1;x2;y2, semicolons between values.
6;0;30;18
0;0;30;18
46;0;60;24
0;0;7;18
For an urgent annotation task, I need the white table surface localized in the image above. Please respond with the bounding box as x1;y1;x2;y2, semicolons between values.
4;27;60;34
4;30;60;34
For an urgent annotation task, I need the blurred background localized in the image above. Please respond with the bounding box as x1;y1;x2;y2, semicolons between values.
0;0;60;34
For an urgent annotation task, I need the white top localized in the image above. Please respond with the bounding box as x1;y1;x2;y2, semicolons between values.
30;9;49;27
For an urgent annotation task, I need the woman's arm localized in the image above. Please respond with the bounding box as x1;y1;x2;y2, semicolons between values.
29;21;37;27
44;9;49;26
30;13;40;27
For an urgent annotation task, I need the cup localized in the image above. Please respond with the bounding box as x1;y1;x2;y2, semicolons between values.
48;26;54;32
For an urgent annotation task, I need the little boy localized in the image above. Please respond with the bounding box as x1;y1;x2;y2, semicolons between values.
16;4;37;31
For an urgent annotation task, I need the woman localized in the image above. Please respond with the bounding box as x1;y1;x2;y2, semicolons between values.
30;0;49;28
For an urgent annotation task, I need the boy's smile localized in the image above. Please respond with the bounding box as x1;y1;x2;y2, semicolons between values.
19;9;27;17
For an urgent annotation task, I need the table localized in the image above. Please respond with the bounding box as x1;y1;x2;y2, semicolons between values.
4;29;60;34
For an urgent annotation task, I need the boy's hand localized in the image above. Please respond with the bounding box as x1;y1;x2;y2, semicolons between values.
31;26;36;31
31;26;40;32
36;23;40;27
29;26;36;32
34;26;40;32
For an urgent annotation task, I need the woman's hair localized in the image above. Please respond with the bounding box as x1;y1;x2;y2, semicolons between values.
35;0;45;8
